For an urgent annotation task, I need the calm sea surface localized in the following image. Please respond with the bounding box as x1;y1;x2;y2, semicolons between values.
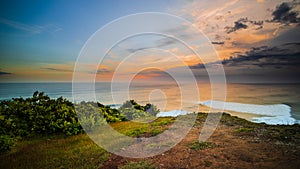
0;82;299;123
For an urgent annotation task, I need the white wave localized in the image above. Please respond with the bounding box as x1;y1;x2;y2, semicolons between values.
199;100;297;125
251;116;296;125
156;110;189;117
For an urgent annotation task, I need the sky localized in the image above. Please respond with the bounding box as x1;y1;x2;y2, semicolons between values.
0;0;299;83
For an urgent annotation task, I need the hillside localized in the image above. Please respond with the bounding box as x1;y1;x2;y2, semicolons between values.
1;113;300;169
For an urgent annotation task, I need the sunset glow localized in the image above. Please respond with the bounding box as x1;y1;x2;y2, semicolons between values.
0;0;299;83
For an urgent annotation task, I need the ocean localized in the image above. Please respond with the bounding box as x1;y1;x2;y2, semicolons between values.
0;82;299;125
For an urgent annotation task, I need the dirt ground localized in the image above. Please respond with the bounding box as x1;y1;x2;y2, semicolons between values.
103;114;300;169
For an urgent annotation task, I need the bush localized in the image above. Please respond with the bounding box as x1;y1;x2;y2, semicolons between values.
118;100;159;120
0;135;14;153
0;92;83;137
0;92;161;153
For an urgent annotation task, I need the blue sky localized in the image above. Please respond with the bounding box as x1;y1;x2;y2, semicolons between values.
0;0;176;65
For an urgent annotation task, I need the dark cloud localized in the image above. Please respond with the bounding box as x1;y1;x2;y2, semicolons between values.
222;43;300;69
225;17;265;34
96;68;111;74
211;41;224;45
41;67;73;72
189;63;206;69
0;71;12;75
225;20;248;34
189;43;300;82
190;43;300;71
272;2;299;24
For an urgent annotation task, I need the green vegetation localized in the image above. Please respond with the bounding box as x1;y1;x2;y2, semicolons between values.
188;140;215;150
119;160;157;169
0;91;82;136
0;91;168;168
119;100;159;120
235;127;254;133
0;92;83;152
0;100;299;168
110;117;175;137
0;92;161;153
0;134;109;169
0;135;15;153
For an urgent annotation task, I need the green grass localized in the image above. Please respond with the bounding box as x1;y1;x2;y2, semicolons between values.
0;134;109;169
110;117;175;137
188;140;215;150
0;117;175;168
119;160;157;169
234;127;254;133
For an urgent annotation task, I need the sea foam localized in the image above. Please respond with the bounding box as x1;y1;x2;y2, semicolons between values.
156;110;189;117
199;100;297;125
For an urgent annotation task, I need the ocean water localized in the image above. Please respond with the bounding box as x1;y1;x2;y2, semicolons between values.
0;82;299;125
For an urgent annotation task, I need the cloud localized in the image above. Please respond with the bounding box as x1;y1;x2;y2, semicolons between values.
133;69;169;79
0;68;13;75
189;63;206;69
211;41;225;45
178;1;298;57
272;2;299;24
225;20;248;34
96;68;111;74
225;17;265;34
41;67;73;72
188;42;300;82
0;71;12;75
190;42;300;69
222;43;300;69
173;0;300;82
155;37;177;48
155;25;199;48
0;17;62;35
126;46;156;53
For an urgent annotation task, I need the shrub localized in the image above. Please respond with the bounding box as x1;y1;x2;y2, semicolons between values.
0;135;15;153
0;92;161;153
0;92;83;137
118;100;159;120
0;91;86;152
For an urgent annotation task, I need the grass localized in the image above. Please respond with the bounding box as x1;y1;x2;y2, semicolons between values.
110;117;175;137
2;113;299;168
235;127;254;133
0;117;175;168
0;134;109;169
119;160;157;169
188;140;215;150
